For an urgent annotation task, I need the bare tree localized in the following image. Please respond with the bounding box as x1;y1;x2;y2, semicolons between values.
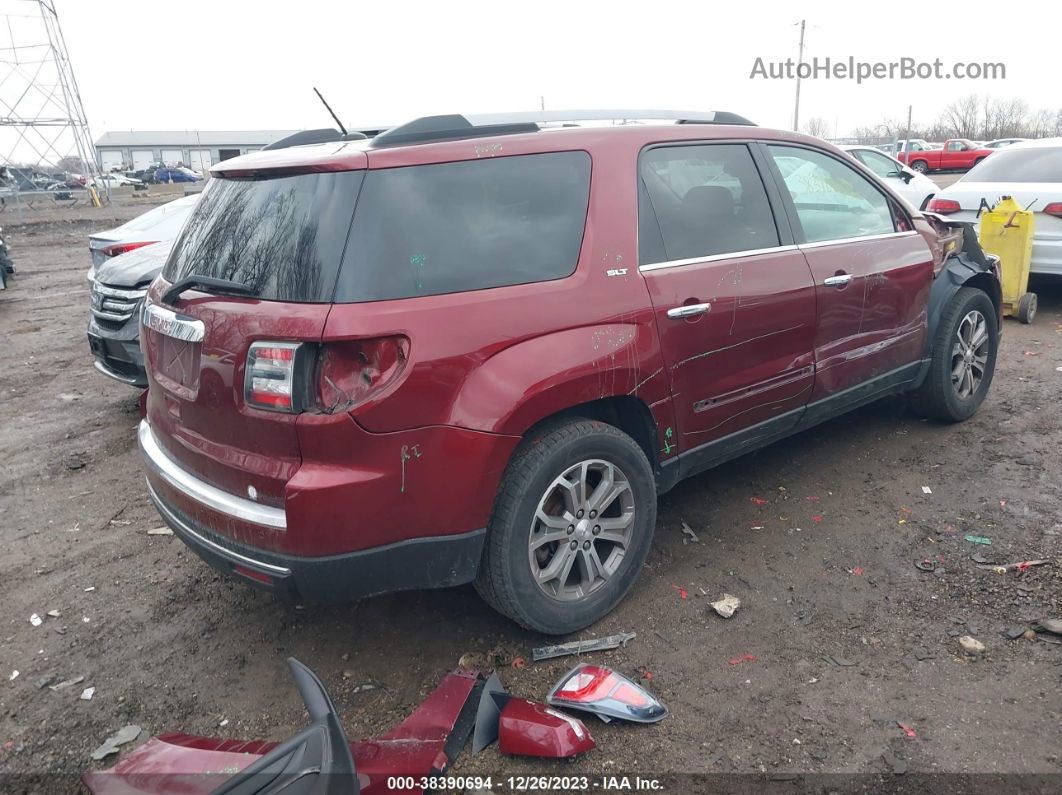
802;117;832;139
941;94;981;139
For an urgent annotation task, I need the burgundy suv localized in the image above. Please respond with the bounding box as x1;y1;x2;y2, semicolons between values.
138;110;1001;634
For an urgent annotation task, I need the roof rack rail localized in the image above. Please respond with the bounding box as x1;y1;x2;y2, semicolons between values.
371;109;756;148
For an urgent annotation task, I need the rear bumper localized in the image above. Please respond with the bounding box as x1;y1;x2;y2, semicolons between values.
138;418;498;602
146;479;485;603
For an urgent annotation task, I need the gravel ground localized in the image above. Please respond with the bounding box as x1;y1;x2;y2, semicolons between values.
0;203;1059;793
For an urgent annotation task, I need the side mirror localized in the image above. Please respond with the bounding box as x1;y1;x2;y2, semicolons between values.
897;171;914;184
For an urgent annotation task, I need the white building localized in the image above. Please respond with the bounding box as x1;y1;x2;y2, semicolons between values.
95;130;298;172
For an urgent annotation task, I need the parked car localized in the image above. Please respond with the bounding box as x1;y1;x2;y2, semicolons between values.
842;145;938;209
92;173;145;190
87;193;200;281
926;137;1062;275
154;166;201;183
897;138;995;173
88;241;171;386
0;225;13;291
137;110;1001;634
983;138;1028;150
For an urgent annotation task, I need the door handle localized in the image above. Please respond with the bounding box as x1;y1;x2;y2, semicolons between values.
667;302;712;319
823;274;852;288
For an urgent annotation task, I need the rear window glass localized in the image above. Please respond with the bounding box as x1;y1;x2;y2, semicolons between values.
335;151;590;302
962;147;1062;183
163;170;363;302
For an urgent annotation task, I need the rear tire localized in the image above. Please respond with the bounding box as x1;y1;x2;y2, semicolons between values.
909;287;998;422
1017;292;1037;324
911;160;930;174
475;418;657;634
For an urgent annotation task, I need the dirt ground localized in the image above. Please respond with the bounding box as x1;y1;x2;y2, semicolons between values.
0;201;1059;793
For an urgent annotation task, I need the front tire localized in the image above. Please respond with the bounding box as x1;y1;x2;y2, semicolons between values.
475;418;657;634
909;287;998;422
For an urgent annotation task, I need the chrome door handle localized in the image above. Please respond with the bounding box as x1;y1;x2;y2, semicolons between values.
667;302;712;319
823;274;852;288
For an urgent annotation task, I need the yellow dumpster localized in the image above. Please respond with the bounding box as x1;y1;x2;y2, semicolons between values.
978;196;1037;323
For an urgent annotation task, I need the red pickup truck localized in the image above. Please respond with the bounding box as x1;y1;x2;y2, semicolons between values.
898;139;994;173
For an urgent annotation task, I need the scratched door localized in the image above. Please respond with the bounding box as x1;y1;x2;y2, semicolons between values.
638;142;817;450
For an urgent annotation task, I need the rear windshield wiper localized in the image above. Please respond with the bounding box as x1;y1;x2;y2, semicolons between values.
162;275;255;305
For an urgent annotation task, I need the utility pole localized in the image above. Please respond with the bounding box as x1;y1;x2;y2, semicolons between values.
905;104;913;154
540;95;545;111
792;19;806;131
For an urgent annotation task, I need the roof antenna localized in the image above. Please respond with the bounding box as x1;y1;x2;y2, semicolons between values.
313;87;348;136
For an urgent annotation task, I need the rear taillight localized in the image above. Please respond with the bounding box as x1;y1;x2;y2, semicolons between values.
546;664;668;724
926;198;961;215
1043;202;1062;218
245;341;314;413
102;240;156;257
316;336;410;414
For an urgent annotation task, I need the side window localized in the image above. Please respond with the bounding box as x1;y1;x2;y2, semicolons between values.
857;150;902;179
767;145;897;244
638;144;779;264
337;152;591;302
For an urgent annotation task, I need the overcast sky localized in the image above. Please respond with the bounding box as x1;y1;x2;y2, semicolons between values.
43;0;1062;138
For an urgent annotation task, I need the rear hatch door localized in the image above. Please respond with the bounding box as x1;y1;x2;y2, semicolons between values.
143;161;365;510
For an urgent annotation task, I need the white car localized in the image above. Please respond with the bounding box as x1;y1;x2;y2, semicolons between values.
926;138;1062;275
92;173;144;190
842;145;938;210
87;193;200;281
983;138;1027;150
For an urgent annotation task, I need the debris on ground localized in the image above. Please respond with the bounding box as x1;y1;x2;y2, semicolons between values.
897;721;917;738
146;527;173;536
80;686;95;700
48;675;84;692
1034;618;1062;635
511;657;526;670
29;613;42;627
8;670;18;681
46;609;60;618
1003;627;1027;640
915;559;937;572
921;486;932;494
823;655;856;667
90;725;141;761
750;497;767;506
680;521;699;544
964;534;993;545
978;558;1050;574
850;567;865;576
728;654;757;665
532;632;636;662
959;636;986;656
671;584;687;599
34;675;51;689
709;593;741;619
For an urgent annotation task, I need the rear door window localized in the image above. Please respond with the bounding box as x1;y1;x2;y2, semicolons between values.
767;145;896;243
336;151;591;302
164;170;364;302
638;143;780;264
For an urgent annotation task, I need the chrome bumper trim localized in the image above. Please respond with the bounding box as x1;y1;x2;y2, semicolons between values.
138;419;287;530
93;359;142;386
146;480;291;576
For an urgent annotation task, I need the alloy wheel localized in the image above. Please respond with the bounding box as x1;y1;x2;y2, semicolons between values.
528;459;635;602
951;309;989;399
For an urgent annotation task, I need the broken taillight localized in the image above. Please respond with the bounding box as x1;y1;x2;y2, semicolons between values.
102;240;156;257
316;336;410;414
245;341;314;413
547;664;668;724
925;198;961;215
1043;202;1062;219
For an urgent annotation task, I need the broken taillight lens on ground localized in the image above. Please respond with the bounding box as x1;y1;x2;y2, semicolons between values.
547;664;668;724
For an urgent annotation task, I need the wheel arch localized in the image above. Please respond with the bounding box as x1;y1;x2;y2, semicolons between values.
519;395;661;475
